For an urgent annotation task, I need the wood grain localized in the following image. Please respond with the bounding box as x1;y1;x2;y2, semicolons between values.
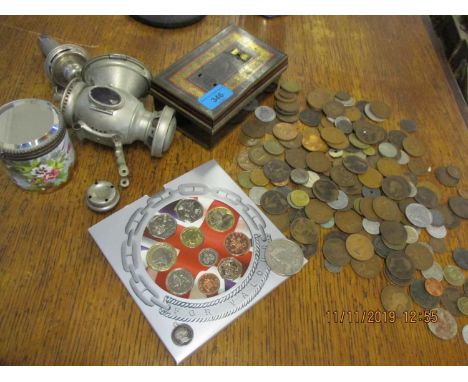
0;15;467;365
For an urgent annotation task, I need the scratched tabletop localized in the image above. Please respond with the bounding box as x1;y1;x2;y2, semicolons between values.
0;16;467;365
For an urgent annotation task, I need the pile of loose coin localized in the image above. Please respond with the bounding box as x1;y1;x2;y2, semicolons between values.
235;78;468;343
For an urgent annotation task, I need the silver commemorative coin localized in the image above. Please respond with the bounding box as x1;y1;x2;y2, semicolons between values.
175;199;204;222
166;268;194;295
147;213;177;239
255;106;276;122
198;248;219;267
265;239;304;276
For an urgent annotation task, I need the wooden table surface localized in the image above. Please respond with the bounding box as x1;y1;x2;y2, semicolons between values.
0;15;467;366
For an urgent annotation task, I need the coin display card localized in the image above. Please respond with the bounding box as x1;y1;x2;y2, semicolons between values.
89;160;304;363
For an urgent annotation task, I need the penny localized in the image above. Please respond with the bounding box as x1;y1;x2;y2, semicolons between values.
290;217;319;245
312;178;339;202
224;232;250;256
300;108;321;127
381;175;411;201
273;122;298;141
444;264;465;286
345;106;362;121
429;237;446;253
260;190;289;215
441;286;462;316
351;255;382;279
377;158;404;178
380;221;407;247
206;206;235;232
305;199;334;224
198;248;219;267
405;242;433;271
427;308;457;340
285;148;307;169
267;211;290;231
265;239;304;276
249;186;268;206
217;257;243;280
166;268;194;296
146;243;177;272
343;155;368;174
180;227;204;248
402;136;426;157
405;203;433;228
171;324;193;346
457;296;468;315
453;248;468;270
358;167;383;188
237;149;258;171
175;199;204;223
306;88;334;110
250;167;269;186
334;209;362;234
359;196;380;222
255;106;276;122
306;151;331;173
197;273;221;295
248;145;273;166
448;196;468;219
302;129;328;152
323;100;345;118
385;253;415;285
242;121;265;139
381;285;412;317
238;171;254;189
408;157;430;176
323;236;351;266
372;196;401;221
400;119;417;133
410;279;440;309
290;168;310;185
290;189;310;208
330;165;357;187
346;233;374;261
147;213;177;239
422;261;444;281
263;159;291;183
425;278;444;297
263;138;284;155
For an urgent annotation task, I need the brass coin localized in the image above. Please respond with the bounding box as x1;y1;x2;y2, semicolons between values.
263;159;291;183
250;167;269;186
146;243;177;272
180;227;204;248
323;237;351;266
402;136;427;157
372;196;401;221
351;255;382;279
321;127;347;145
377;157;404;177
334;209;362;234
242;121;265;139
238;170;254;189
302;129;328;152
218;257;243;280
405;243;434;271
323;100;345;118
248;145;273;166
206;206;235;232
345;233;374;261
273;122;298;141
368;101;391;119
306;151;331;173
290;190;310;208
260;190;289;215
263;138;284;155
345;106;362;121
358;167;383;188
359;196;380;222
290;217;319;245
381;285;413;317
305;199;334;224
306;88;334;109
285;148;307;169
312;178;339;202
381;175;411;201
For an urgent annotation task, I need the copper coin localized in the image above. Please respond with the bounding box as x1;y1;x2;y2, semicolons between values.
323;237;351;266
410;279;440;309
263;159;291;183
429;237;447;254
250;167;269;186
380;221;407;246
405;242;434;271
306;151;331;173
425;278;444;297
290;217;319;245
242;121;265;139
346;233;374;261
415;186;439;209
385;253;415;284
197;273;221;295
334;209;362;234
408;157;430;176
277;113;299;123
381;285;412;317
320;127;347;145
299;108;321;127
306;88;334;110
237;149;258;171
448;196;468;219
279;132;303;149
323;100;345;118
354;120;386;144
224;232;250;256
381;175;411;201
266;211;290;232
372;196;401;221
359;196;380;222
402;136;426;157
435;166;459;187
312;178;339;202
345;106;362;121
351;255;382;279
305;199;334;224
276;100;299;113
330;165;358;187
377;158;404;177
273;122;298;141
260;189;289;215
343;155;368;174
302;128;328;152
369;101;391;119
285;148;307;169
427;308;457;340
248;145;273;166
358;167;383;188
